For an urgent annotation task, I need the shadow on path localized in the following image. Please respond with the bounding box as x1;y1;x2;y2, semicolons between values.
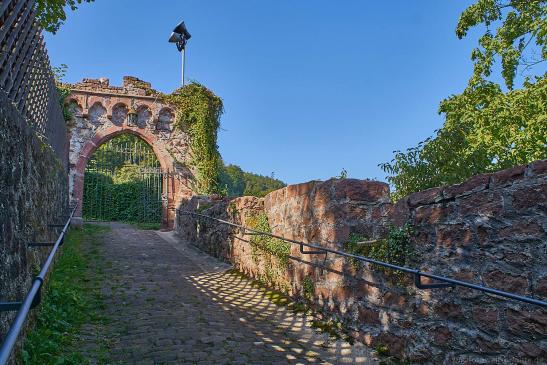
78;222;378;365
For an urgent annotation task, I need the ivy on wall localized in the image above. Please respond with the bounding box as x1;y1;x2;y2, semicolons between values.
246;212;291;289
52;64;73;124
165;82;224;195
344;225;414;284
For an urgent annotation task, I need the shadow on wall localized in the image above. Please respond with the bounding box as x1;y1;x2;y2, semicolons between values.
176;160;547;363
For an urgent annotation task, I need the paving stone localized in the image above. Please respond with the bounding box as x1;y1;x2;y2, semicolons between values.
78;222;377;364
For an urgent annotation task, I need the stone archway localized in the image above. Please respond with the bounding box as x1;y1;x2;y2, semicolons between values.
67;76;193;227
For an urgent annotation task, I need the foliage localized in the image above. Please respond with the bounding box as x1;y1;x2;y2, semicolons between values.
84;172;162;223
36;0;94;34
381;73;547;200
337;168;348;179
247;212;291;267
302;276;314;299
344;225;413;283
21;224;109;365
83;134;163;224
220;164;286;197
456;0;546;89
165;82;224;195
375;343;390;357
52;64;73;123
381;0;547;200
220;164;246;196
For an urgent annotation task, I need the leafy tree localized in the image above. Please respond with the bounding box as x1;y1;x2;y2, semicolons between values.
456;0;546;89
242;170;285;197
220;164;286;197
220;164;246;196
36;0;94;33
381;0;547;200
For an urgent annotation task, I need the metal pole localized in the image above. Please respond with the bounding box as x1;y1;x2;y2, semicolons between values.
0;206;76;365
181;48;185;86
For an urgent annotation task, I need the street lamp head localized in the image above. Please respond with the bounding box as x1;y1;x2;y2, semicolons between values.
168;21;191;52
173;21;191;40
169;20;191;86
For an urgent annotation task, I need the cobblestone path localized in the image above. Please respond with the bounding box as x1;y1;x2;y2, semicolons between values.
80;223;377;364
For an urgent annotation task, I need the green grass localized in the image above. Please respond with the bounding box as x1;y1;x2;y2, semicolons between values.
20;224;110;365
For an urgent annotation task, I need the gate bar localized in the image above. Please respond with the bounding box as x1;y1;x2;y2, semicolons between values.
0;205;77;365
180;210;547;308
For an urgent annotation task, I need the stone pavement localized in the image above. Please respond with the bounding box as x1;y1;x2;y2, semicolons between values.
79;223;378;364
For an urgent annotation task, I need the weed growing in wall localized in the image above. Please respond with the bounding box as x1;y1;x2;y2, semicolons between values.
246;212;291;267
344;225;413;283
302;276;314;299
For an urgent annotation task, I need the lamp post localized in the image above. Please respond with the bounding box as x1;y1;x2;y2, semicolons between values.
168;21;192;86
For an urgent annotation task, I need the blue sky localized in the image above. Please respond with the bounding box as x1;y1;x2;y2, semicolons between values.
45;0;482;184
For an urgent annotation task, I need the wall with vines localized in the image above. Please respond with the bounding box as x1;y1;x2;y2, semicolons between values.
177;162;547;363
164;82;223;195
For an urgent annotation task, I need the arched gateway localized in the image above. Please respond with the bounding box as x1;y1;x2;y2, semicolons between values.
67;76;193;227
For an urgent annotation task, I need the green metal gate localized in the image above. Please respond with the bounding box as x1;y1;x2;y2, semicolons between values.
82;134;166;224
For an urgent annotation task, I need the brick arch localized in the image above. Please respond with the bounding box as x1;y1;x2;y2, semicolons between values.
72;125;179;227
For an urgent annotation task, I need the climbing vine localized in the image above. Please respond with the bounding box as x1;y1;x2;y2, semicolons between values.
165;82;224;195
52;64;73;124
247;212;291;267
344;225;414;283
245;212;291;289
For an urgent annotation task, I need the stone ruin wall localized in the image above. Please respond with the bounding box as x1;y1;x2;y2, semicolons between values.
176;160;547;364
0;91;69;348
66;76;193;226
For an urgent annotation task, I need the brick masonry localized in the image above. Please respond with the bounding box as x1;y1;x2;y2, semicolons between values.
176;161;547;364
0;91;69;350
66;77;193;227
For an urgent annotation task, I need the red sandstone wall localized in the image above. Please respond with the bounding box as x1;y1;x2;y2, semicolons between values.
176;160;547;364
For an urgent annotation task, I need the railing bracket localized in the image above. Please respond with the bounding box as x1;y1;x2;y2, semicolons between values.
0;302;22;312
299;243;326;255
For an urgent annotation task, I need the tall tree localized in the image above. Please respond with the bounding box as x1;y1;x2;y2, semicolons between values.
381;0;547;200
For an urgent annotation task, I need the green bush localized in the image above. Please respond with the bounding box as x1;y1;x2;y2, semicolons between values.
83;134;163;224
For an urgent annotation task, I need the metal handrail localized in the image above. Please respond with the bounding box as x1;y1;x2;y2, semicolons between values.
0;205;77;365
180;210;547;308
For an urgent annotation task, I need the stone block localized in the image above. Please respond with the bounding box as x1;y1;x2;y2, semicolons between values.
407;186;443;207
459;191;503;217
528;160;547;176
432;326;451;346
483;270;528;295
490;165;525;186
443;173;490;199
